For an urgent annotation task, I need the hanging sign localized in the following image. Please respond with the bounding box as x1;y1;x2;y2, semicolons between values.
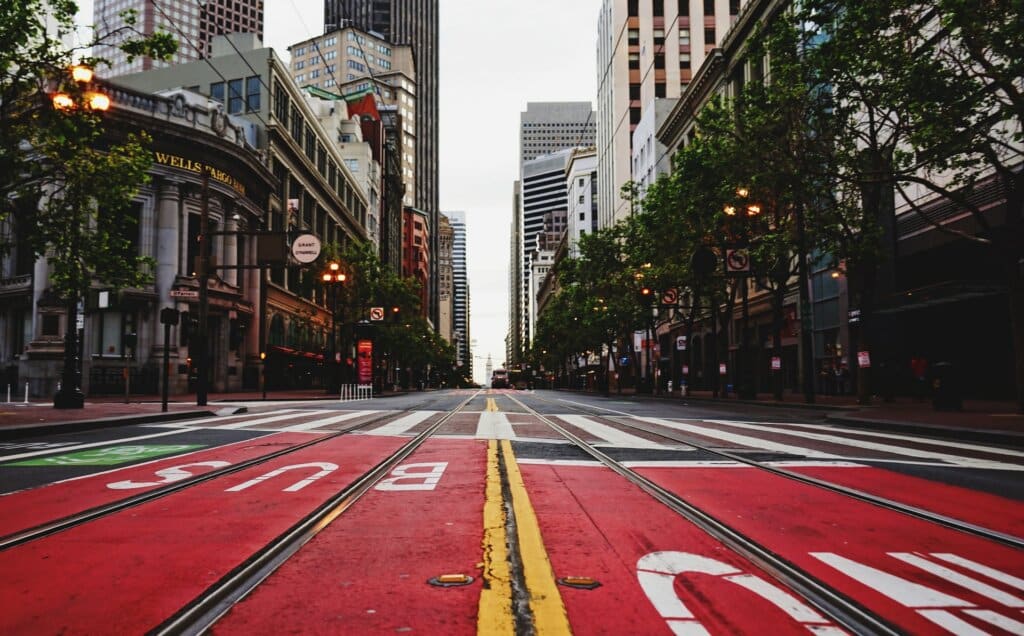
290;233;322;264
857;351;871;368
369;307;385;321
719;363;727;375
682;365;689;375
771;356;781;371
676;335;687;350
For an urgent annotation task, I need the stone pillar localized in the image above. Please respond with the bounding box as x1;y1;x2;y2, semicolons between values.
224;212;238;287
155;180;180;350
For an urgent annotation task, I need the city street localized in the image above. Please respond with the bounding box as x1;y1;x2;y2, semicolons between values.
1;389;1021;633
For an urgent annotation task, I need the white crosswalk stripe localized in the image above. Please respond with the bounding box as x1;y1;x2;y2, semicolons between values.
556;414;673;449
217;410;320;430
369;410;438;436
475;411;517;439
278;410;378;432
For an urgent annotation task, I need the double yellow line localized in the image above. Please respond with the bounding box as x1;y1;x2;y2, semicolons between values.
478;439;571;634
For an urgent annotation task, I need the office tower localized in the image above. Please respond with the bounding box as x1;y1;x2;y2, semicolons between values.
93;0;264;77
520;102;596;163
324;0;440;326
596;0;740;228
446;211;470;372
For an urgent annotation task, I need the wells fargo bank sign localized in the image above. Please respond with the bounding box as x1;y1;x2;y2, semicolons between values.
154;152;246;196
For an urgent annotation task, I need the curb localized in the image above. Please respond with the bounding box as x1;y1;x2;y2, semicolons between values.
0;410;214;441
825;413;1024;448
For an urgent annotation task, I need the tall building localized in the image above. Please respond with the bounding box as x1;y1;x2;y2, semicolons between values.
438;214;454;343
324;0;440;327
446;211;470;374
520;102;596;163
93;0;264;77
566;147;598;257
596;0;741;228
509;103;594;364
519;150;572;348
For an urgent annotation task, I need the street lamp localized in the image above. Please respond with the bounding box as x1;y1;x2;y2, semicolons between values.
322;261;346;391
724;187;759;400
52;65;109;410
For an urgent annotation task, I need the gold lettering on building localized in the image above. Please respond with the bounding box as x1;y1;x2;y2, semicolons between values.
154;152;246;196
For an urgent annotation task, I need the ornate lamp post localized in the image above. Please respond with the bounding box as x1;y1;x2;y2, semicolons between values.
322;261;346;392
52;65;109;409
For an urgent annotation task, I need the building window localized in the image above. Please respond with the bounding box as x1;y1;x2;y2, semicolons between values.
654;28;665;45
655;82;666;97
705;27;716;46
653;0;664;15
679;0;689;16
654;52;665;69
228;78;243;114
630;106;641;125
245;76;260;111
730;0;739;13
628;53;640;69
628;0;638;15
628;28;639;45
210;81;224;104
679;29;691;46
704;0;714;14
629;83;640;100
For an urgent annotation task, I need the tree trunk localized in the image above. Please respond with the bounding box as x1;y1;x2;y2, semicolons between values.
771;285;785;401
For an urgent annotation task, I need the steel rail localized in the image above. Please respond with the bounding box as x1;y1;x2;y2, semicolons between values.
504;391;902;636
152;389;485;636
0;393;456;551
534;392;1024;550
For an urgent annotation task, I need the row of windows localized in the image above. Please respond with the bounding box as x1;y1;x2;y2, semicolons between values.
628;0;740;17
210;76;260;114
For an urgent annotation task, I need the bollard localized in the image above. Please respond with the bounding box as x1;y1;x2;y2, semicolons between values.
6;383;10;404
24;381;29;404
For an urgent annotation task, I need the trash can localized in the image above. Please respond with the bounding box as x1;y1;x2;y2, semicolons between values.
930;362;962;411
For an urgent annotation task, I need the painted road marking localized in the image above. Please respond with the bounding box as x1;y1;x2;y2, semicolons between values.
478;440;513;634
500;439;572;632
373;462;448;491
7;444;204;467
636;416;839;460
107;461;231;489
476;411;517;439
225;462;339;492
278;410;378;432
216;410;315;429
368;410;437;436
0;428;196;462
555;414;675;449
701;419;1023;470
486;397;498;412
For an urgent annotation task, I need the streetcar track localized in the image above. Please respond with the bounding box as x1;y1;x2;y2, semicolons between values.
151;389;485;636
533;392;1024;548
0;393;458;551
503;391;907;635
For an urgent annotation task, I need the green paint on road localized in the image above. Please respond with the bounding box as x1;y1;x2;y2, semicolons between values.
7;445;204;466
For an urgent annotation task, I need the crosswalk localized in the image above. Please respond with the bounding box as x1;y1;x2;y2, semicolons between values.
148;408;1024;468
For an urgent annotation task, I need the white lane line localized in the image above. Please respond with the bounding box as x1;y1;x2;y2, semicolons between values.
475;411;517;439
555;414;673;449
279;410;378;432
701;419;1022;470
370;411;438;436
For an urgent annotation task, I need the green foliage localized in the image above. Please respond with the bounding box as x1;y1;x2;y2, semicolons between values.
0;0;178;299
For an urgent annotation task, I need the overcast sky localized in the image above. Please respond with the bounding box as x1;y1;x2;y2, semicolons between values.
76;0;600;384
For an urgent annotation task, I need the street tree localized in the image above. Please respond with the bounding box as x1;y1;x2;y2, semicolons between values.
1;1;176;407
801;0;1024;409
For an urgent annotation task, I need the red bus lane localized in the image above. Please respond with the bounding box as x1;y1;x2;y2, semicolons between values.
516;461;844;635
0;435;408;635
788;465;1024;538
213;438;488;635
636;465;1024;634
0;432;319;538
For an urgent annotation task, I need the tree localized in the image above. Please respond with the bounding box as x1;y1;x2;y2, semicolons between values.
801;0;1024;409
1;2;176;407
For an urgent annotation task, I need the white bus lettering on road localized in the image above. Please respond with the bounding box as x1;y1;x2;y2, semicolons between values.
107;461;231;489
226;462;339;493
375;462;448;491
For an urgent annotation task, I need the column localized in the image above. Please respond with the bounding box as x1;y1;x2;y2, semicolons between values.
223;209;238;287
155;179;180;349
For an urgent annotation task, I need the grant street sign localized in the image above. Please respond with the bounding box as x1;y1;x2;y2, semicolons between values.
291;233;322;264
